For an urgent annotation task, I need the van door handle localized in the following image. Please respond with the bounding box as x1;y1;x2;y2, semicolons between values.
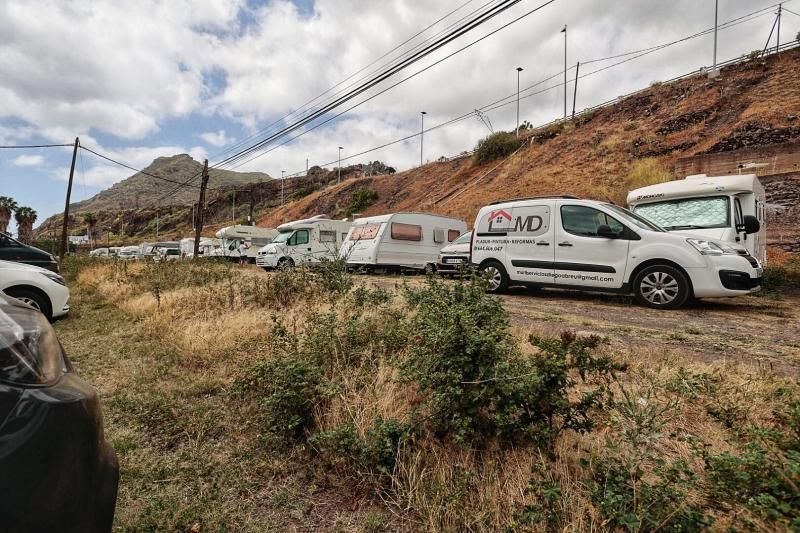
558;241;573;247
536;241;550;246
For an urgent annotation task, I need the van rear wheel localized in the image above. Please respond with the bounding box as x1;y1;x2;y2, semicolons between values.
479;261;509;294
633;265;689;309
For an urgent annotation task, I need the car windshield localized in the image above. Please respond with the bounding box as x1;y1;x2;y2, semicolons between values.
632;196;730;230
454;232;472;244
604;204;665;232
272;231;292;244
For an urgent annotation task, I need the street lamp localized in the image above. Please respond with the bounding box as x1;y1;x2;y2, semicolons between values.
420;111;427;166
281;170;285;205
561;25;567;120
338;147;343;184
515;67;523;137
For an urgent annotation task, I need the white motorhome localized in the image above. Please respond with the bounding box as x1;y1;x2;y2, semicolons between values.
340;213;467;272
215;225;278;262
627;174;766;265
256;215;352;270
471;196;763;309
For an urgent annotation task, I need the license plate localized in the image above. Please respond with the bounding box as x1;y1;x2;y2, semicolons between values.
444;258;464;264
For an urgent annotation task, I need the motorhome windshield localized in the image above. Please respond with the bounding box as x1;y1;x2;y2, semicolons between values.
604;204;665;232
272;231;292;244
632;196;730;230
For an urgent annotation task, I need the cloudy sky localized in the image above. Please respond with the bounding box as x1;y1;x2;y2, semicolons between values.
1;0;797;234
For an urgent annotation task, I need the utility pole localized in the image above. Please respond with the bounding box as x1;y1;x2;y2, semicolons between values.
777;3;782;53
59;137;79;262
191;202;196;231
713;0;719;69
193;159;209;258
338;147;343;183
156;202;159;239
232;191;236;222
247;187;255;225
420;112;426;165
281;170;285;204
306;158;309;176
763;8;780;55
515;67;523;136
572;61;580;119
563;25;568;119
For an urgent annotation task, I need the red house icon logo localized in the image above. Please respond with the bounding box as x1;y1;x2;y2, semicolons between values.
488;209;512;232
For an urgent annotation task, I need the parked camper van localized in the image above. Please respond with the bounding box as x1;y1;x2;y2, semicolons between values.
188;238;222;259
215;225;278;263
340;213;467;272
628;174;766;265
256;215;352;270
471;196;763;309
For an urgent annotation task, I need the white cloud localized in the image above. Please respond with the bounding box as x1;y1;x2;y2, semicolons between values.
11;154;44;167
199;130;234;147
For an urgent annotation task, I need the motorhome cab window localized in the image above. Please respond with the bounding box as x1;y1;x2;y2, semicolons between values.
351;223;381;240
391;223;422;241
632;196;729;230
319;230;336;243
561;205;624;237
448;229;461;242
288;230;309;246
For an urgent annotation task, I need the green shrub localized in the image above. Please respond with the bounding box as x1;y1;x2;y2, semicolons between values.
309;257;352;296
310;418;410;474
762;257;800;293
474;131;522;165
346;187;378;216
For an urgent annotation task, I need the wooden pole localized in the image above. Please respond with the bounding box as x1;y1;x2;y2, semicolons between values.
59;137;79;262
193;159;209;258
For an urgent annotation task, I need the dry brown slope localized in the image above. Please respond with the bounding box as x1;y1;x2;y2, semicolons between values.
259;48;800;228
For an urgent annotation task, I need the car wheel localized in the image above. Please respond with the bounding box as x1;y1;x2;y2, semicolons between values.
5;287;53;320
633;265;690;309
424;263;436;275
479;261;509;293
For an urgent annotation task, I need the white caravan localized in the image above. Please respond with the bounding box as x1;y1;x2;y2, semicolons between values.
256;215;352;270
627;174;766;265
340;213;467;272
471;196;763;309
215;225;278;262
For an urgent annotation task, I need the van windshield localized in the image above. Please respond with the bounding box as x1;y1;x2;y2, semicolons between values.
632;196;730;230
604;204;665;232
272;231;292;244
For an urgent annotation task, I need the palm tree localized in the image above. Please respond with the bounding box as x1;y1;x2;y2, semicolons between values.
84;213;98;249
0;196;18;235
14;207;37;245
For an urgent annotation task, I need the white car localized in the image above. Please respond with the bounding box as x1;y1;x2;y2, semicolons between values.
471;196;763;309
436;231;472;276
0;260;70;320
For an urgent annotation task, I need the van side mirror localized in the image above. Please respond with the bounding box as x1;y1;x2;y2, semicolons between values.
597;224;621;239
738;215;760;235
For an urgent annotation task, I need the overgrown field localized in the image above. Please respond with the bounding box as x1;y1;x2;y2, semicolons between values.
56;258;800;531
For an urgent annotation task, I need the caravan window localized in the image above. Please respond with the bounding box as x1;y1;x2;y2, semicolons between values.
288;230;309;246
433;228;445;243
320;230;336;243
448;229;461;242
341;233;348;242
350;223;381;240
391;223;422;241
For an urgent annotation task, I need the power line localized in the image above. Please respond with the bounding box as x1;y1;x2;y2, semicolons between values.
0;143;73;149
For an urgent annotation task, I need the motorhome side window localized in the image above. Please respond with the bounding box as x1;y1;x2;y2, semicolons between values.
351;223;380;240
319;230;336;243
391;223;422;241
561;205;624;237
448;229;461;242
289;230;309;246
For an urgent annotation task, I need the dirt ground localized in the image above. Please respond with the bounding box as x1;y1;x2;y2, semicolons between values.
358;274;800;377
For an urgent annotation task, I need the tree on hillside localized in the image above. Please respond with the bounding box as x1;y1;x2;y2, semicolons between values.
14;207;37;245
84;213;98;249
0;196;18;235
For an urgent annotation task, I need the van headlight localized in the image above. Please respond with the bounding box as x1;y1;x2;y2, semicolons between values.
687;239;737;256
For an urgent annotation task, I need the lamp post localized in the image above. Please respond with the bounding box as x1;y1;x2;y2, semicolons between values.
420;111;427;166
338;147;343;184
515;67;523;137
281;170;285;205
561;25;567;120
713;0;719;69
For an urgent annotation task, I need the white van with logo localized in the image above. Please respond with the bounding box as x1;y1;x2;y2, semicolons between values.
256;215;352;270
471;196;763;309
628;174;766;265
341;213;467;273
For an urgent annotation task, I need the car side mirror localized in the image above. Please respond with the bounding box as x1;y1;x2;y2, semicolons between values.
597;224;621;239
738;215;760;235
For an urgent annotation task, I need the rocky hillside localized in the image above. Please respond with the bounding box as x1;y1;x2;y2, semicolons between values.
257;47;800;252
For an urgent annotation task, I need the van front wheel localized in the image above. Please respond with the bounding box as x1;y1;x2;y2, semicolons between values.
479;261;509;293
633;265;690;309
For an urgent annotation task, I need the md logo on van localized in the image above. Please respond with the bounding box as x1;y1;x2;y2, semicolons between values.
484;207;549;236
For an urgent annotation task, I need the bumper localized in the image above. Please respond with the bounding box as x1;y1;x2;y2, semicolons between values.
688;255;762;298
0;373;119;532
50;283;71;318
256;255;278;268
437;255;470;274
